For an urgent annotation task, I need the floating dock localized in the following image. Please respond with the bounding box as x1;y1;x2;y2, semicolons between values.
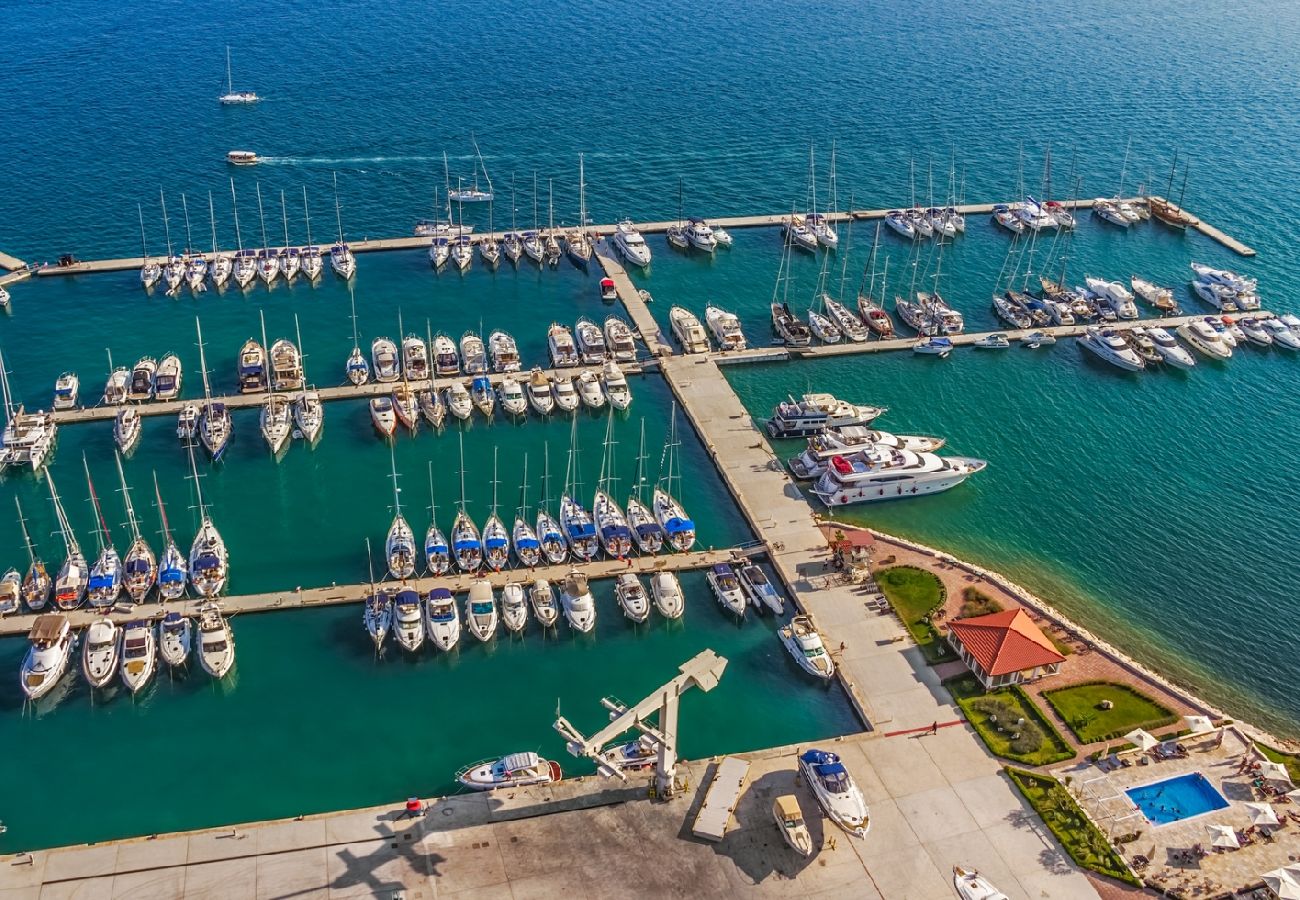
22;196;1255;279
0;546;746;638
0;249;27;271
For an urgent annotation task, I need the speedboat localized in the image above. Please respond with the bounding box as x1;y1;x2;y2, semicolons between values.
614;573;650;623
501;581;529;633
953;866;1010;900
457;752;561;791
1263;317;1300;350
512;516;541;568
293;390;324;443
432;334;460;376
445;382;473;420
488;330;521;373
560;494;599;561
371;337;400;382
452;509;483;573
779;615;835;680
798;749;869;837
526;369;555;415
392;588;425;653
114;407;142;453
483;514;510;572
21;614;75;700
402;334;430;381
552;375;579;412
238;338;268;393
1136;326;1195;368
536;508;567;565
1131;276;1180;315
52;372;79;410
0;569;20;616
808;308;842;344
548;323;580;368
260;393;292;455
461;332;489;375
913;336;953;357
704;306;747;352
103;367;130;405
154;354;182;401
1238;316;1273;347
973;333;1010;349
600;734;662;775
157;612;191;667
626;494;664;555
650;571;685;619
1191;279;1239;311
560;569;596;632
529;579;560;628
1207;315;1241;347
575;318;608;364
685;217;719;252
811;448;987;506
669;306;711;354
774;796;814;858
465;580;499;642
738;564;783;615
706;563;746;618
364;590;392;651
577;370;606;410
653;486;695;552
782;216;818;252
386;513;417;580
713;225;733;247
370;396;397;438
424;588;460;651
602;361;632;411
119;619;156;693
604;316;638;362
470;376;496;418
1077;326;1144;371
127;357;157;402
613;220;652;267
196;604;235;678
771;303;813;347
81;617;121;688
594;490;633;558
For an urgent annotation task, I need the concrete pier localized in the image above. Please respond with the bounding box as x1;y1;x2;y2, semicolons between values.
0;249;27;271
0;547;740;638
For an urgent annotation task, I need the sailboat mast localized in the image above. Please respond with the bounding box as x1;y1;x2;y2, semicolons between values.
491;447;499;516
83;454;110;554
457;430;468;512
256;182;269;251
349;283;361;350
15;497;36;565
294;312;305;380
160;189;174;257
428;460;438;520
115;452;141;541
208;192;220;253
259;309;270;394
196;317;212;400
138;204;151;260
444;152;453;224
578;153;587;233
281;190;291;250
332;171;345;243
225;45;233;95
153;472;173;545
1117;137;1131;198
181;193;194;255
809;143;817;218
1165;149;1179;198
518;454;529;517
302;186;313;248
48;471;78;557
634;418;647;501
230;178;244;251
389;444;402;519
532;171;539;230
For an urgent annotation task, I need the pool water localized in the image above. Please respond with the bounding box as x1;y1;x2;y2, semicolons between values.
1126;773;1229;826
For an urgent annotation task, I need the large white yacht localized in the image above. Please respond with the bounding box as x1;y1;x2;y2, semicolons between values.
1176;320;1233;359
612;220;652;268
669;307;711;354
1084;277;1139;319
1077;325;1145;371
21;614;75;700
810;448;987;507
704;306;747;351
788;426;946;479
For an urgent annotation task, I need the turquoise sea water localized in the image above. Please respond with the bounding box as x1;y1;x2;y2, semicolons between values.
2;0;1299;851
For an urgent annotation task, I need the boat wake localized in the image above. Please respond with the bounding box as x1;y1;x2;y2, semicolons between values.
257;155;449;166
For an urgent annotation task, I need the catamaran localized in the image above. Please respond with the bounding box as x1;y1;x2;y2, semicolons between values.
187;443;229;598
482;449;511;573
154;473;187;601
218;45;259;104
653;403;696;552
536;443;568;565
424;462;451;576
385;449;416;580
48;473;88;611
84;456;123;609
115;454;156;604
16;498;52;611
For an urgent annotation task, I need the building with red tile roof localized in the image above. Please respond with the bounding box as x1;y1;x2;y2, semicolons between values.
946;608;1065;690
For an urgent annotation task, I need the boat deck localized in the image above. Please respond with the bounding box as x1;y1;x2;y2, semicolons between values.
0;547;744;638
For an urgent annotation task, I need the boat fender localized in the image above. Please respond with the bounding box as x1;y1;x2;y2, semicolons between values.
839;496;847;505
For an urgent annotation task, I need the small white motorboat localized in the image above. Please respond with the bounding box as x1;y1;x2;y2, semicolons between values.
52;372;80;410
773;795;814;857
529;579;560;629
705;563;746;619
527;369;555;416
465;580;499;642
913;336;953;357
392;588;425;652
561;570;596;633
1176;320;1232;360
1263;317;1300;350
456;752;562;791
602;361;632;411
119;619;157;693
21;614;75;700
650;572;685;620
424;588;460;652
973;333;1010;349
614;573;650;623
552;376;579;413
81;617;120;688
501;581;529;634
798;749;869;837
196;604;235;679
577;370;606;410
738;564;783;615
1141;327;1196;369
157;612;192;667
779;615;835;681
953;866;1010;900
1019;331;1056;348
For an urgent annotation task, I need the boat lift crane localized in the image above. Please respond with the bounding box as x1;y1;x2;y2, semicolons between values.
553;649;727;800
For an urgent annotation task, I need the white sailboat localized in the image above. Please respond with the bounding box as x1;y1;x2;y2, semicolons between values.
218;45;259;104
254;183;279;285
653;403;696;552
512;455;542;568
49;473;88;612
278;190;300;281
482;448;511;573
385;448;416;580
301;186;324;281
453;433;483;573
154;473;187;602
362;538;391;651
187;443;229;598
84;456;122;609
16;499;52;612
536;442;568;565
425;461;451;576
209;190;233;287
330;171;356;279
230;178;257;288
560;415;598;561
626;419;665;555
564;153;593;268
116;453;156;604
138;204;162;289
593;411;633;559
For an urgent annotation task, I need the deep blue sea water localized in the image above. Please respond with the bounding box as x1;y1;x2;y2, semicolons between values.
1;0;1299;850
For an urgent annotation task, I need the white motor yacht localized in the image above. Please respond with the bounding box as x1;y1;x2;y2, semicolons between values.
552;375;579;412
157;612;192;667
604;316;638;363
613;220;652;267
602;361;632;411
119;619;157;693
798;749;869;837
103;367;130;405
370;396;398;438
1238;316;1273;347
913;336;953;357
738;564;784;615
575;318;608;365
1190;262;1256;294
497;376;528;417
81;617;120;688
1077;326;1145;371
811;447;987;506
650;571;685;620
779;615;835;680
457;752;562;791
465;580;499;642
712;225;733;247
501;581;529;634
52;372;80;410
526;369;555;415
529;579;560;628
488;330;521;373
424;588;460;652
705;306;747;351
788;426;946;479
371;337;400;382
1263;317;1300;350
1084;277;1138;319
114;407;142;453
1093;199;1130;228
1191;279;1239;312
614;574;650;624
560;570;596;633
548;323;580;368
392;588;425;653
196;604;235;678
577;370;606;410
953;866;1010;900
460;332;489;375
445;382;473;421
21;614;75;700
705;563;746;618
685;217;718;252
669;306;711;354
1137;327;1195;369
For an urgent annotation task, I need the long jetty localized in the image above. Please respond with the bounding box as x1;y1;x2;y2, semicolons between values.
14;196;1253;280
0;546;748;638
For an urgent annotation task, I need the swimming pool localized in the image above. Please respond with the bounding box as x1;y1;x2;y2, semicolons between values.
1126;773;1229;826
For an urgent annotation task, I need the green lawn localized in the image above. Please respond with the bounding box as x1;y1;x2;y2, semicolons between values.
948;675;1076;766
1042;682;1177;744
1007;768;1141;886
1256;743;1300;783
875;566;949;664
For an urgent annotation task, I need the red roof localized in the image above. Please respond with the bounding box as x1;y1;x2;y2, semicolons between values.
832;530;875;549
948;608;1064;676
